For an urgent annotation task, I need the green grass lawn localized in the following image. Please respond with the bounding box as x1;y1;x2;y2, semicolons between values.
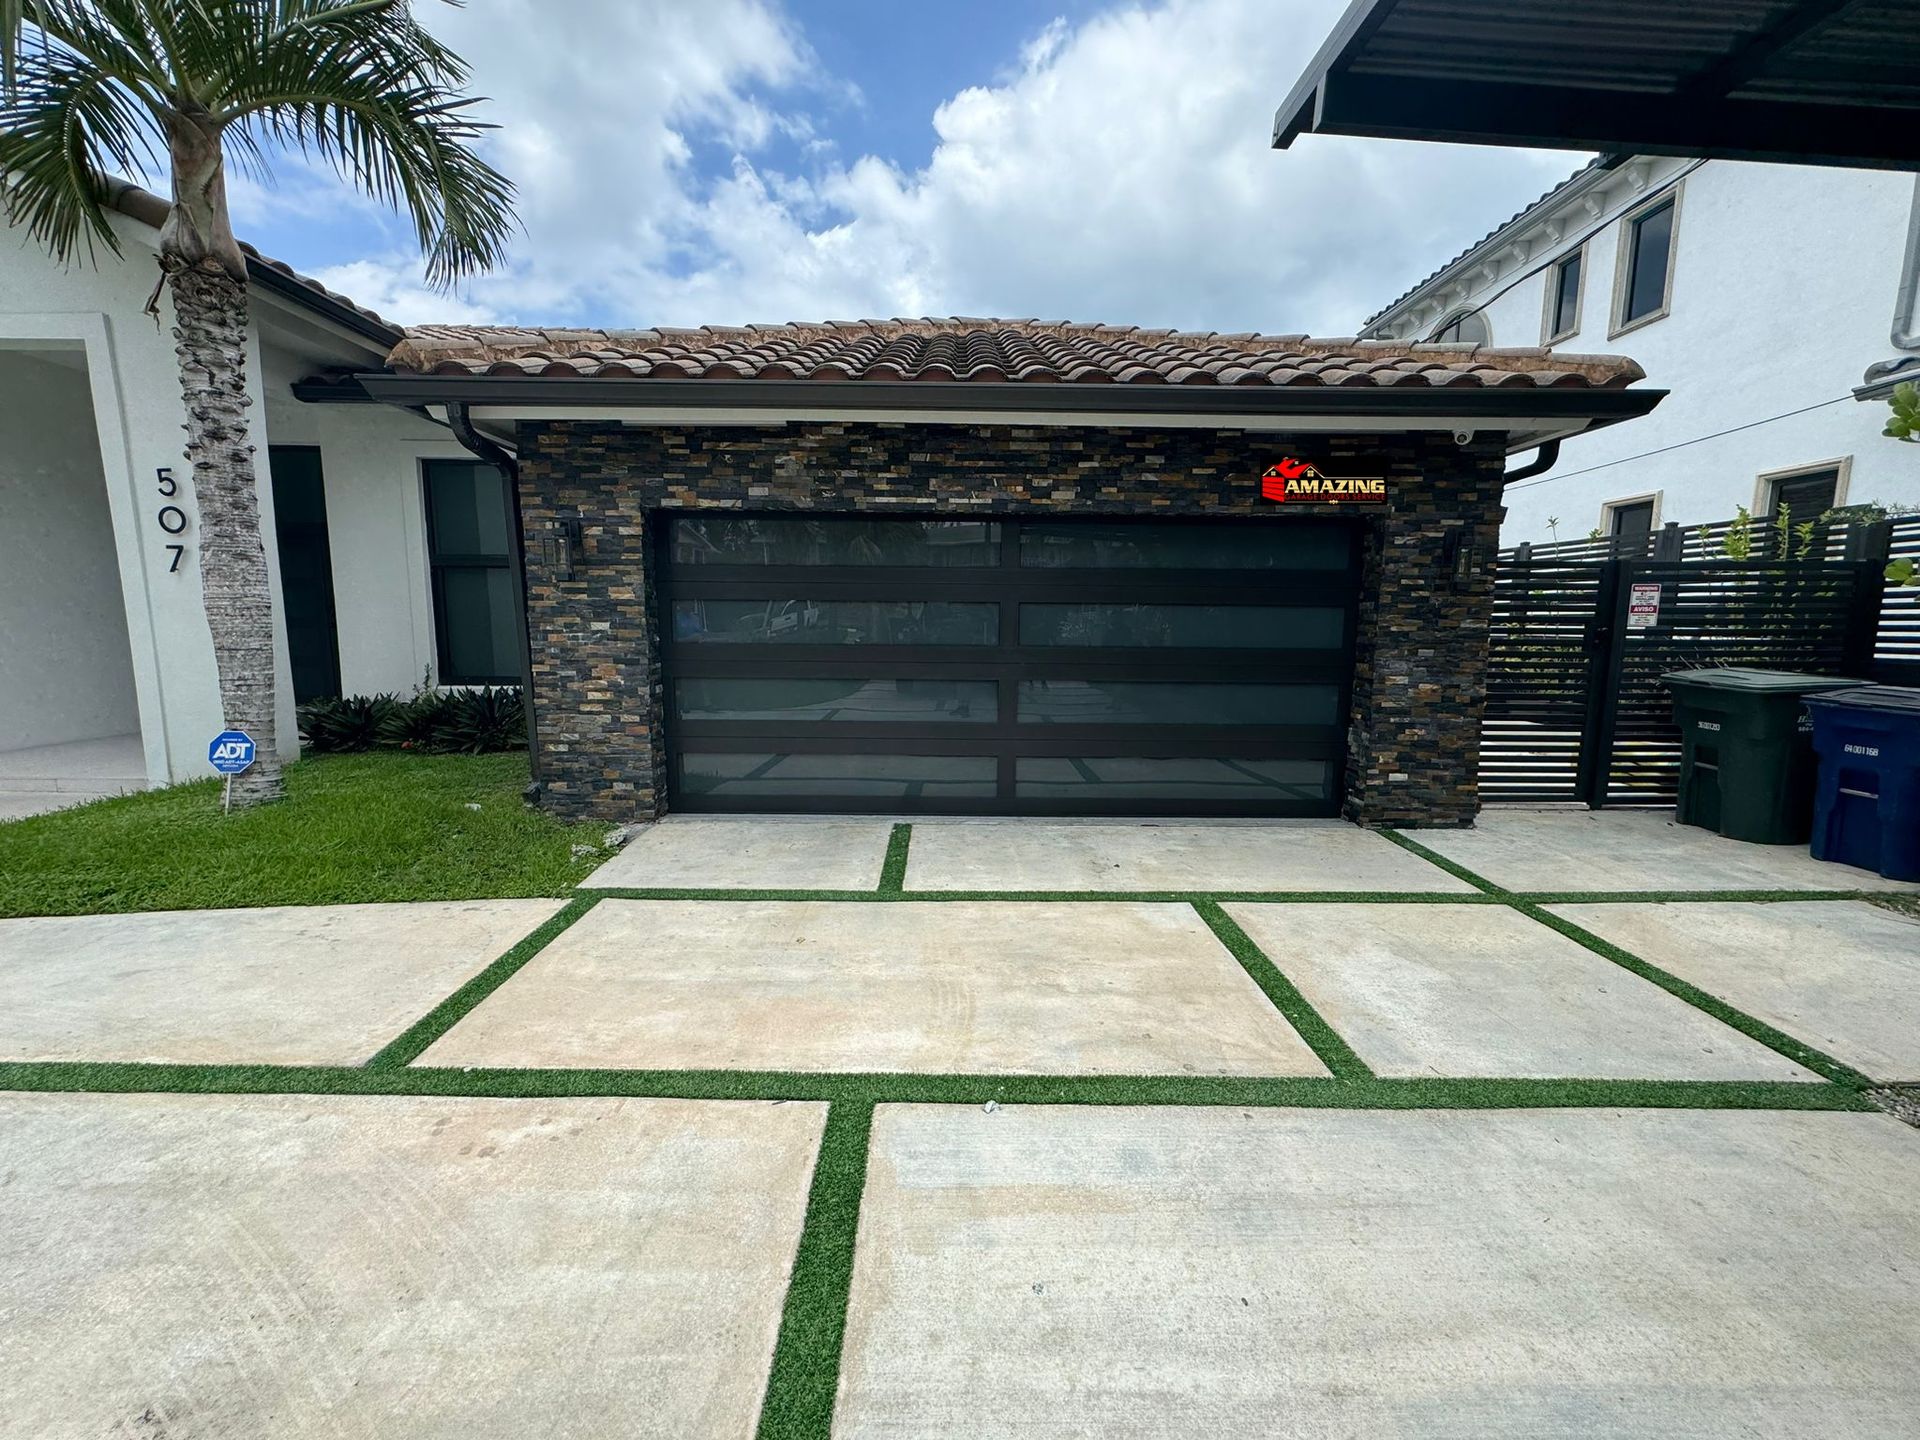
0;752;610;917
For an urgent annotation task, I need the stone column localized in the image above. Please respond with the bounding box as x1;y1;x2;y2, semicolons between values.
516;425;666;821
1342;439;1509;828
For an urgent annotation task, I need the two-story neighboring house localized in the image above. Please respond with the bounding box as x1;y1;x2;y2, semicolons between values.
1362;156;1920;544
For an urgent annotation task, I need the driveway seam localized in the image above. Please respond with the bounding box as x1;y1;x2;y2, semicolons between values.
755;1102;873;1440
878;825;911;893
1193;900;1374;1081
364;894;601;1069
0;1062;1865;1110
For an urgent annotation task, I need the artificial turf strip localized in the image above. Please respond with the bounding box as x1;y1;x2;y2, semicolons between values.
755;1102;873;1440
576;886;1504;904
1193;900;1374;1081
1376;828;1510;895
1517;901;1874;1090
0;1060;1870;1110
364;895;600;1069
878;825;911;893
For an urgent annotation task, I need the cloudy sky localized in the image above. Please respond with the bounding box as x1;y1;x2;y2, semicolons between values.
229;0;1591;336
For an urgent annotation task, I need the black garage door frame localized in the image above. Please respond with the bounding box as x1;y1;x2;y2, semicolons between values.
658;512;1363;817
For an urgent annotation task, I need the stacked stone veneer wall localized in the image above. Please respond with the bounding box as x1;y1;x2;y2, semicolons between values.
513;420;1510;827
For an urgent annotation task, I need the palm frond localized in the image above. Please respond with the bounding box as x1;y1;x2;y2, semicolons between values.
209;0;517;285
0;21;163;262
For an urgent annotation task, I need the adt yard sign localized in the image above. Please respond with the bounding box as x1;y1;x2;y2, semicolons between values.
208;730;256;775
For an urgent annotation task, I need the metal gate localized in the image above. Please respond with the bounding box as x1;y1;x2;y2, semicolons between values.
1484;527;1894;807
659;513;1363;816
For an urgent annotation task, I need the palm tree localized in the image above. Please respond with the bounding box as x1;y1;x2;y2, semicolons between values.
0;0;514;805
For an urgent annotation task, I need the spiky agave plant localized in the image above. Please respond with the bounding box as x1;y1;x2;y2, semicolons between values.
0;0;515;806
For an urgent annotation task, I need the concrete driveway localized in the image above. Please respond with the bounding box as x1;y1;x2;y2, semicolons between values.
2;806;1918;1437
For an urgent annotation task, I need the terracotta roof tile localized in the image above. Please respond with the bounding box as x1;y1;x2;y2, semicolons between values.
388;318;1645;390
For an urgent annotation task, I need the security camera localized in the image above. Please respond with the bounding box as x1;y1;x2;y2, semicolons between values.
1451;428;1476;446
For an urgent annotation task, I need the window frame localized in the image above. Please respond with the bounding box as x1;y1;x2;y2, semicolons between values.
1752;457;1852;522
1599;492;1661;543
1610;187;1682;339
1429;309;1490;345
1541;244;1586;344
421;456;520;687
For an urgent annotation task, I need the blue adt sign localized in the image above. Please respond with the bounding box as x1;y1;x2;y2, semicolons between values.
208;730;257;775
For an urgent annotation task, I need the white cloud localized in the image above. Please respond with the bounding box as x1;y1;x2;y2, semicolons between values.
303;0;1588;337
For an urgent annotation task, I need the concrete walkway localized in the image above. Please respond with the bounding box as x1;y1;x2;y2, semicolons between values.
4;806;1920;1435
0;733;145;821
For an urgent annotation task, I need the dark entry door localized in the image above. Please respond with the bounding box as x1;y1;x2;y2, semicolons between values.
268;446;343;704
660;514;1361;816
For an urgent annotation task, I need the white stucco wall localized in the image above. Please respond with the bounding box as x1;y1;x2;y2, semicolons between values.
2;207;455;787
1370;161;1920;543
0;351;141;750
260;344;466;698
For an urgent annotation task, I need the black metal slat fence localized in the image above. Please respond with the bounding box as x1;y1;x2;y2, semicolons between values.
1484;514;1915;808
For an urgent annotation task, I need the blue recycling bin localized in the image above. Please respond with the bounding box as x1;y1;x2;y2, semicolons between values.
1803;686;1920;882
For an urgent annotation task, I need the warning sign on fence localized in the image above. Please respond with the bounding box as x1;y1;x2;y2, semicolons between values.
1627;582;1662;630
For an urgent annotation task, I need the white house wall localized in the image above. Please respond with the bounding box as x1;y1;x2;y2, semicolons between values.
259;344;465;699
2;208;455;790
1369;161;1920;543
0;351;140;750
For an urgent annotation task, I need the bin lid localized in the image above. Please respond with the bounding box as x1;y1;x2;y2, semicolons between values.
1802;684;1920;715
1661;668;1867;695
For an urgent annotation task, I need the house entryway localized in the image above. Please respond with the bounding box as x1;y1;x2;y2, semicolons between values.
659;514;1363;816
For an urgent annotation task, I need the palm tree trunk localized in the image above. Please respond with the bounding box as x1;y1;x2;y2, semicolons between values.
166;258;283;807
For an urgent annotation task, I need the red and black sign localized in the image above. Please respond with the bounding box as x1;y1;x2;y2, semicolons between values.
1260;457;1389;504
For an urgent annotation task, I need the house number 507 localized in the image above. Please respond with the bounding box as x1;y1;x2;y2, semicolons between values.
155;467;188;573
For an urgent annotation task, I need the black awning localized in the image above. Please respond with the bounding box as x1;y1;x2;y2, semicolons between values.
1275;0;1920;171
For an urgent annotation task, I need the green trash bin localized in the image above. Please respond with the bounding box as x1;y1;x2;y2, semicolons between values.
1662;669;1867;844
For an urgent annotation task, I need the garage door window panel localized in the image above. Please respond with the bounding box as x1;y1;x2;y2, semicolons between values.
1019;603;1345;650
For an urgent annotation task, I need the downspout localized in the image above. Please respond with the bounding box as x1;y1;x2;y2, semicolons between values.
445;402;542;782
1862;173;1920;385
1503;438;1561;484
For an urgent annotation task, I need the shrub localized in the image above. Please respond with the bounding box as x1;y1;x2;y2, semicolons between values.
437;687;527;754
379;691;454;751
298;693;399;753
301;687;527;756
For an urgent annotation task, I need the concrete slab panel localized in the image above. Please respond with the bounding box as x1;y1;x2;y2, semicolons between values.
838;1105;1920;1439
1553;900;1920;1081
0;1092;823;1440
0;900;563;1064
1224;902;1816;1079
1419;807;1918;893
903;820;1472;893
421;900;1326;1076
584;815;894;890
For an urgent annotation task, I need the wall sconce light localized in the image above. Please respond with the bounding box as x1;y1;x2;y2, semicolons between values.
1441;528;1477;591
547;516;585;580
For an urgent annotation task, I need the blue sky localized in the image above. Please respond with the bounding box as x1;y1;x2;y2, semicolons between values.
224;0;1586;337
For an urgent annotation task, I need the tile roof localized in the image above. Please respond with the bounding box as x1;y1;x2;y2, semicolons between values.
389;318;1645;390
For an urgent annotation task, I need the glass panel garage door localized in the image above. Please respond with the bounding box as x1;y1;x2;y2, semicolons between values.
661;515;1361;816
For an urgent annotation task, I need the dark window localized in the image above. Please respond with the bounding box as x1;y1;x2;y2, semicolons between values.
1014;757;1333;803
1018;520;1351;571
1017;681;1340;727
424;459;518;685
676;676;996;723
681;752;997;800
1432;311;1489;344
1549;252;1582;339
268;447;341;703
1766;469;1840;524
672;517;1000;567
1621;199;1675;327
670;599;997;646
1019;603;1345;650
1608;500;1655;539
